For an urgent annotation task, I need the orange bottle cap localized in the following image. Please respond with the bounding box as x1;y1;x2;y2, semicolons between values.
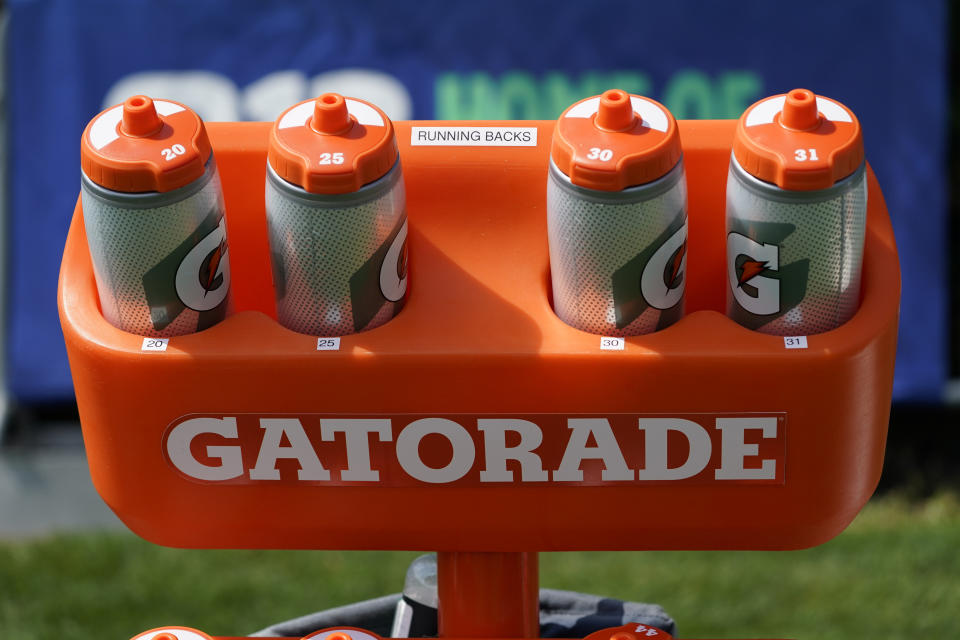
268;94;398;195
551;89;682;191
129;626;215;640
583;623;672;640
733;88;863;191
81;96;213;193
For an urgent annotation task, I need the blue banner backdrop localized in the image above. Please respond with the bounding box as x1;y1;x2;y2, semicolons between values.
7;0;948;401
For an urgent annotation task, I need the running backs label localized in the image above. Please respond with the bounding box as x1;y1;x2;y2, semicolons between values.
410;126;538;147
164;413;786;486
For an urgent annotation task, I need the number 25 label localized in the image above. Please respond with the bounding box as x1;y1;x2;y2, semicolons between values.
319;152;345;165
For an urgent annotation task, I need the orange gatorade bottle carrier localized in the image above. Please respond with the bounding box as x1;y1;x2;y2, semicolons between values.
79;95;231;337
726;89;866;336
60;93;899;640
547;90;688;337
265;93;407;336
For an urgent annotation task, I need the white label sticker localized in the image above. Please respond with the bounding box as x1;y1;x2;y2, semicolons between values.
600;336;625;351
784;336;808;349
410;126;538;147
141;337;169;352
317;337;341;351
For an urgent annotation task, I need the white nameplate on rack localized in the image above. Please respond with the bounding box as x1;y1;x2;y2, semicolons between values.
141;337;169;352
410;126;538;147
783;336;808;349
316;337;341;351
600;336;625;351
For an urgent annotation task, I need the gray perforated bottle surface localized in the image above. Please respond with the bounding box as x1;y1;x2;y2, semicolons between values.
265;163;407;336
80;162;231;337
547;162;688;336
725;158;867;335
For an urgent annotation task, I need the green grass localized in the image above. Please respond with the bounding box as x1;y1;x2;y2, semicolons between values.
2;492;959;640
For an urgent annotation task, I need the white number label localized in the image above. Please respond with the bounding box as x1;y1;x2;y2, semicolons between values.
793;148;819;162
319;152;345;165
161;144;186;161
141;337;169;352
784;336;808;349
587;147;614;161
634;625;660;637
600;336;625;351
316;337;341;351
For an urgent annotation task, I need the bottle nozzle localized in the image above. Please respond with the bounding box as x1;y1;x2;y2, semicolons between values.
311;93;352;135
780;88;820;131
595;89;636;132
120;95;164;137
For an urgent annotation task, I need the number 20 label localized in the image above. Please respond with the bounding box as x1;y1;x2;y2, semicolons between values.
161;144;186;161
141;337;169;352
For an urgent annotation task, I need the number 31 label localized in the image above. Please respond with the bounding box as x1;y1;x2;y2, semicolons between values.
784;336;808;349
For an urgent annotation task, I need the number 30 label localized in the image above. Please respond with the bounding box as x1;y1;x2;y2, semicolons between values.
587;148;614;161
600;336;625;350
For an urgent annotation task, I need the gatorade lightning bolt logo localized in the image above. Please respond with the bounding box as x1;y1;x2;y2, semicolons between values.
142;212;230;331
727;220;809;330
738;259;768;286
611;209;687;331
349;215;408;331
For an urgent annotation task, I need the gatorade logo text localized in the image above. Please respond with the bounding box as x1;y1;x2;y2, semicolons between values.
640;222;687;311
143;212;230;331
379;219;408;303
728;233;779;315
726;220;809;330
176;218;230;312
612;209;687;330
349;214;408;331
164;413;785;486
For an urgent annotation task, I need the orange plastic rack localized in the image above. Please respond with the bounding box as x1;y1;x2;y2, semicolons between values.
59;120;899;556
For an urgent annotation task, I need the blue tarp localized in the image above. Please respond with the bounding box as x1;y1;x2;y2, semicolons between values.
7;0;948;402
